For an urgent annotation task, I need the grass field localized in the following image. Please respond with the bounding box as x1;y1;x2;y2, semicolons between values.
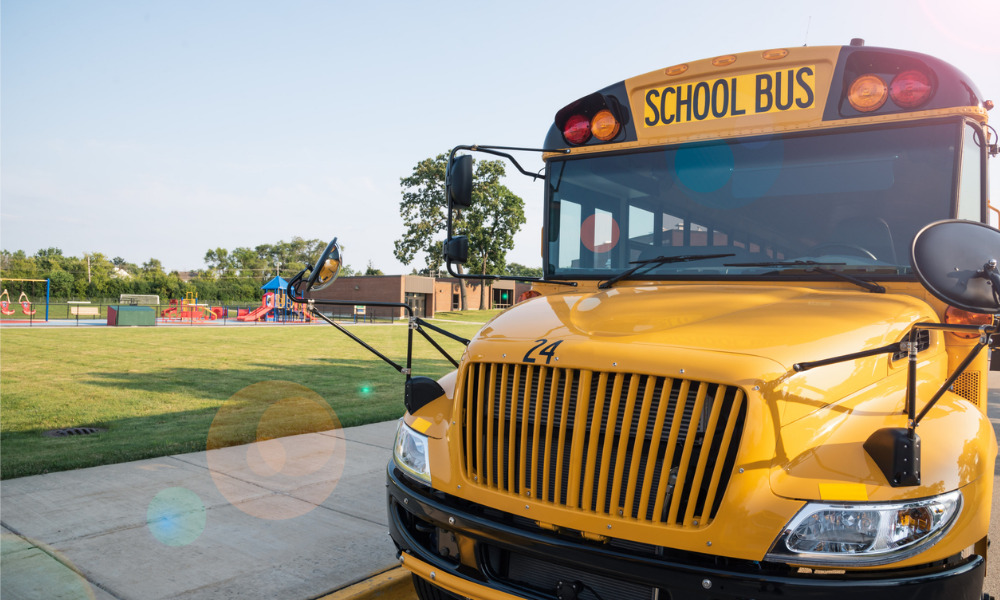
0;317;487;479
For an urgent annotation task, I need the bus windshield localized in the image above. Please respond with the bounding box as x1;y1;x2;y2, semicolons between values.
545;121;963;281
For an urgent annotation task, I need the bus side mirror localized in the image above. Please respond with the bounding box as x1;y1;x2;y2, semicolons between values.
447;155;473;209
444;236;469;265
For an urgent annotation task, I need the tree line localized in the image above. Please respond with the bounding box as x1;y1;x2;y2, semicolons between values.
0;239;381;303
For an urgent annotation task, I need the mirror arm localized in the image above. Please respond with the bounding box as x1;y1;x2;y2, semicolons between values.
310;308;409;374
443;259;576;286
412;322;460;369
287;268;309;301
414;317;470;346
913;325;996;425
303;299;415;378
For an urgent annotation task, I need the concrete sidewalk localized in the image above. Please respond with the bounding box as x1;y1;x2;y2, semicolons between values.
1;421;403;600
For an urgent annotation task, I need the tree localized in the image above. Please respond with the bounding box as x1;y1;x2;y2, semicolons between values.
463;160;526;308
364;260;384;276
506;263;543;278
394;152;526;310
395;154;449;274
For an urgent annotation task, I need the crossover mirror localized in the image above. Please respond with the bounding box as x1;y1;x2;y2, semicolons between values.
911;220;1000;314
307;237;343;291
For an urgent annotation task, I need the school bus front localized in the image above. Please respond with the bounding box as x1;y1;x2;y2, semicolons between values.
385;42;998;600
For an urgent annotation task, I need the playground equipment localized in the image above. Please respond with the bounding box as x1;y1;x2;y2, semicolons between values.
0;290;13;316
0;279;49;321
237;277;315;323
160;291;224;322
238;292;277;321
19;292;35;316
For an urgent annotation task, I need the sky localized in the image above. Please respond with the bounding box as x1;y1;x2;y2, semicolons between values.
3;0;999;275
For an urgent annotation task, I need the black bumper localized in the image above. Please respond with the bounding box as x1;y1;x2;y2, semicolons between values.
387;464;986;600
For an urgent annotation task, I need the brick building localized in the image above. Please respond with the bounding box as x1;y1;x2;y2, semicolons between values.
308;275;531;319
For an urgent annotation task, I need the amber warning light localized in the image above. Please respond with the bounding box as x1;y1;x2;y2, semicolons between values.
848;69;934;113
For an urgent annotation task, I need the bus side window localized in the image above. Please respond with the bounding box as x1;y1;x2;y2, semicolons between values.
956;123;983;222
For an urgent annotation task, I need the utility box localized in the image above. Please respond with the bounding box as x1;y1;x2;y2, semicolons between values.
108;306;156;326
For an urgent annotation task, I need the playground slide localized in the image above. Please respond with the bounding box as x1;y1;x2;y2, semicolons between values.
237;303;272;322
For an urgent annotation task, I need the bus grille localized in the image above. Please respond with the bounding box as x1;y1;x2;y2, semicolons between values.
460;363;746;528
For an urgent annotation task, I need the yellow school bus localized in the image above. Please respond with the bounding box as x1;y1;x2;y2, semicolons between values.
292;40;1000;599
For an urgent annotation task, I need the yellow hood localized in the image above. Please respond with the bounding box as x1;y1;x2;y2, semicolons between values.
480;284;936;372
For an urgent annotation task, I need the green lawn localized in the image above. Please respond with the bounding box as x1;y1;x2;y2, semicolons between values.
0;318;487;479
429;309;504;323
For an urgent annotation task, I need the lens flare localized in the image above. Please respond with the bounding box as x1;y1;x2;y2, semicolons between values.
206;381;345;520
146;487;206;547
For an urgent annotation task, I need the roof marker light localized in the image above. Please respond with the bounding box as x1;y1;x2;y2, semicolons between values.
762;49;789;60
712;55;737;67
665;64;688;76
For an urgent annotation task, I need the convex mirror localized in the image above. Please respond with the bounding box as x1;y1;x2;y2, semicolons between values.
911;220;1000;314
308;237;343;291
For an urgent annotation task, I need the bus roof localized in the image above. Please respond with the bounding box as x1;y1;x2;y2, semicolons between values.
543;43;987;155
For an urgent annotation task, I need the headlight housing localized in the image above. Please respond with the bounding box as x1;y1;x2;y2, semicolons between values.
766;490;962;567
393;420;431;484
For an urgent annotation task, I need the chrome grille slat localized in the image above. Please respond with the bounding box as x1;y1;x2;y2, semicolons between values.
461;362;746;528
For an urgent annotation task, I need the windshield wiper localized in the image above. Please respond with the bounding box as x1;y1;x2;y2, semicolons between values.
599;253;735;289
723;260;886;293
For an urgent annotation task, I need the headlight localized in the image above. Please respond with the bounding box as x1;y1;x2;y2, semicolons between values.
393;420;431;484
766;490;962;566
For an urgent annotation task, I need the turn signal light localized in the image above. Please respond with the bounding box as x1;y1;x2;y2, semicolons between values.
945;306;993;339
848;74;888;112
591;109;620;141
890;70;933;108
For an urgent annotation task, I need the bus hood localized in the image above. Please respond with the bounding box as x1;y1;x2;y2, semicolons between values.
478;284;937;373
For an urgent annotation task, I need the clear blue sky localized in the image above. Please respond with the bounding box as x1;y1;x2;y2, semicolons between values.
3;0;998;274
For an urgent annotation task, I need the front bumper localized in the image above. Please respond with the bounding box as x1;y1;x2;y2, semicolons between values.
387;464;986;600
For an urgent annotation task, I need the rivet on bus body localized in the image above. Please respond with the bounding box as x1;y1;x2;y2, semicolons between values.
680;369;685;374
702;579;713;589
739;468;745;474
502;354;506;358
525;505;530;509
706;541;713;547
430;572;436;580
607;524;613;529
753;386;760;391
457;485;462;489
449;517;455;525
613;362;618;367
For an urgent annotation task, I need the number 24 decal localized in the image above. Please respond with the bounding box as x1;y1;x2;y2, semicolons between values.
523;339;563;364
